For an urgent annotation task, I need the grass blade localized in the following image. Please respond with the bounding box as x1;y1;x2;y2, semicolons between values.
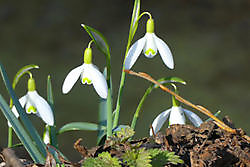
129;0;140;42
47;75;58;148
58;122;106;134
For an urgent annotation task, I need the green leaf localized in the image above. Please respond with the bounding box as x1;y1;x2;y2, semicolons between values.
46;75;58;148
205;110;221;122
114;126;135;143
97;68;108;145
148;149;183;166
58;122;106;134
122;148;152;167
81;24;110;57
0;62;47;158
97;98;107;145
154;76;186;89
0;94;44;163
129;0;140;41
83;152;121;167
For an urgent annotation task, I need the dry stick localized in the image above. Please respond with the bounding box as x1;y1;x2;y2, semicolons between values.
125;70;250;142
125;70;237;132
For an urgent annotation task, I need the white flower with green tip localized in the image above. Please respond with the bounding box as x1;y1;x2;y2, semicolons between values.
10;77;54;126
125;18;174;70
150;96;203;136
62;46;108;99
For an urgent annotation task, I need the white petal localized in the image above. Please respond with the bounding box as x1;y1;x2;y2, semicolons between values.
62;65;83;94
150;108;171;136
28;91;54;126
12;95;27;118
84;64;108;99
153;34;174;69
183;109;203;127
169;106;185;125
8;95;27;127
143;33;158;58
124;36;146;69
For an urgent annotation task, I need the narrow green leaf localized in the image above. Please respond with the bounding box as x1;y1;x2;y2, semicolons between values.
58;122;106;134
47;75;54;109
205;110;221;122
81;24;110;57
155;77;186;88
47;75;58;148
129;0;140;41
0;94;44;163
0;62;47;157
97;68;109;145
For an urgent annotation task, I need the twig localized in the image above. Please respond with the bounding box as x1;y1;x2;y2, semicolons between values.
125;70;250;142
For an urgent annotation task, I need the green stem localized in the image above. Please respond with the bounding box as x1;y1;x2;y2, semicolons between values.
113;0;141;128
113;41;131;128
106;88;112;138
8;127;12;147
105;51;113;139
131;86;153;130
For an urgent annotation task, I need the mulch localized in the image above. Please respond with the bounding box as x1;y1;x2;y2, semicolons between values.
1;116;249;167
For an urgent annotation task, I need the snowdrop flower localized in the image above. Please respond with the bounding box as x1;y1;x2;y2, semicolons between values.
10;77;54;126
62;41;108;99
125;15;174;70
150;96;203;136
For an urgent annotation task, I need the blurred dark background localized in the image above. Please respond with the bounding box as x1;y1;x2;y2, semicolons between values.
0;0;249;161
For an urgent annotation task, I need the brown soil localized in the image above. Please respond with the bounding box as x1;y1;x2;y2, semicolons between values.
1;116;250;167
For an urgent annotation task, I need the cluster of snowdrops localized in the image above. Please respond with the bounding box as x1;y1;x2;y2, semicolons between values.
0;1;206;164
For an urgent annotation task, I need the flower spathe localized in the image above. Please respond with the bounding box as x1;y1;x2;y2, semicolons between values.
43;124;51;144
150;106;203;136
11;78;54;126
125;18;174;70
62;47;108;99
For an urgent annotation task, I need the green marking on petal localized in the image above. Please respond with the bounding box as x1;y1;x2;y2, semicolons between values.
27;106;37;114
145;48;156;56
82;77;92;85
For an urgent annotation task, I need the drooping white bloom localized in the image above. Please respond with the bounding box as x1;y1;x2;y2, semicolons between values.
150;106;203;136
62;47;108;99
10;79;54;127
125;18;174;70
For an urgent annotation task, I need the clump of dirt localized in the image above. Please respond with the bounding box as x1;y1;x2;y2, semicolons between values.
163;118;250;166
74;116;249;167
1;116;250;167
